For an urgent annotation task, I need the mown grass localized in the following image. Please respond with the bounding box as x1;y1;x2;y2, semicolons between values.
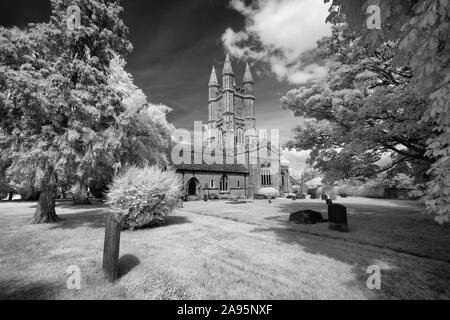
0;198;449;300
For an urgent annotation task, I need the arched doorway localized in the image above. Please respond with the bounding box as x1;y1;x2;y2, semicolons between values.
186;178;201;201
188;179;198;196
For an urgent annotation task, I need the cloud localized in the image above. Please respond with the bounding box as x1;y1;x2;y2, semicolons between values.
281;148;310;176
222;0;331;84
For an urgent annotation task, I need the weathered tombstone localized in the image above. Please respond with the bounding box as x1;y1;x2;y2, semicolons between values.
326;199;333;206
328;204;348;232
204;194;208;202
290;210;325;224
103;214;122;282
321;194;328;200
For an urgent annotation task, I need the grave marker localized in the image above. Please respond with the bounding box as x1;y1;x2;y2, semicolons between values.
328;203;348;232
103;214;122;282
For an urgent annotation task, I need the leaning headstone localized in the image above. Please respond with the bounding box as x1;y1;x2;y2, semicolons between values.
290;210;325;224
328;204;348;232
103;214;122;282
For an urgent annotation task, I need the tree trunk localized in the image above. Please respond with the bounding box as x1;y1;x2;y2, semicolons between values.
73;179;91;205
8;192;13;201
34;170;60;224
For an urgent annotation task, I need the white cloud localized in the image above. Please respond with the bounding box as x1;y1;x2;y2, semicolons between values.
281;148;310;176
222;0;331;84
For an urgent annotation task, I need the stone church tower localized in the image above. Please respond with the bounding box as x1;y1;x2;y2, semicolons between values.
207;54;258;149
173;54;291;200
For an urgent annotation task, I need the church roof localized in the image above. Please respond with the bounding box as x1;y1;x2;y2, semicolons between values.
223;54;234;75
243;63;254;83
208;66;219;87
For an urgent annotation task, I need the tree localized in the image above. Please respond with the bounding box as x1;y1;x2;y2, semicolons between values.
323;0;450;223
107;55;174;167
283;25;434;185
0;159;14;200
0;0;132;222
83;55;175;199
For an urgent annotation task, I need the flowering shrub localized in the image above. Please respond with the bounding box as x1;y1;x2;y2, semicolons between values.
256;187;279;199
106;166;182;230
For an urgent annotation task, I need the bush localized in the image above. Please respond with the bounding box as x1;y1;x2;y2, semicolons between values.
208;193;219;200
292;185;301;194
106;166;182;230
256;187;279;199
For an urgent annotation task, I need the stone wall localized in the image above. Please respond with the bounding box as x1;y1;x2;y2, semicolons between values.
178;171;248;200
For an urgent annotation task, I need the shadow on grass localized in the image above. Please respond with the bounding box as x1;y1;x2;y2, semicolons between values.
48;210;107;230
271;201;450;261
225;201;253;205
0;280;60;300
250;201;450;299
118;254;140;279
135;215;192;231
164;215;191;227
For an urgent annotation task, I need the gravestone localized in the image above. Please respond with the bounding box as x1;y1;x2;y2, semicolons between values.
326;199;333;206
328;204;348;232
289;210;325;224
321;194;328;200
103;214;122;282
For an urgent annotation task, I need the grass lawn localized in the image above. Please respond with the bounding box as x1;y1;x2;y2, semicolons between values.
0;198;449;300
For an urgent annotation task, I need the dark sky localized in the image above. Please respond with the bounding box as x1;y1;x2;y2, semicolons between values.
0;0;299;142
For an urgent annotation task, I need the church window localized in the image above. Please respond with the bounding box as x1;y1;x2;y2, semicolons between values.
210;180;215;188
220;175;229;192
237;127;244;145
261;163;272;187
218;129;223;146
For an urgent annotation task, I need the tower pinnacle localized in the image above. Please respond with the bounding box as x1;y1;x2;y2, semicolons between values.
223;53;234;76
243;62;254;84
208;66;219;87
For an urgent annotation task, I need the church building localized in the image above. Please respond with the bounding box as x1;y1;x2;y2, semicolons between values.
174;55;291;200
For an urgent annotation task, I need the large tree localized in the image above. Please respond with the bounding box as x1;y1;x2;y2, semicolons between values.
283;25;434;185
84;55;175;199
0;0;132;223
322;0;450;223
107;55;174;167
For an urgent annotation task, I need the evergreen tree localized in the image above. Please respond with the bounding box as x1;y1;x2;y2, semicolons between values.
0;0;132;222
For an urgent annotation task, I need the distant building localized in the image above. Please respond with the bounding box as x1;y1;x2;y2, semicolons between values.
174;55;291;200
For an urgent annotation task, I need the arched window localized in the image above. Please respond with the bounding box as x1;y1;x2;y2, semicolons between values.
261;163;272;187
237;127;244;145
220;175;229;192
217;129;223;146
